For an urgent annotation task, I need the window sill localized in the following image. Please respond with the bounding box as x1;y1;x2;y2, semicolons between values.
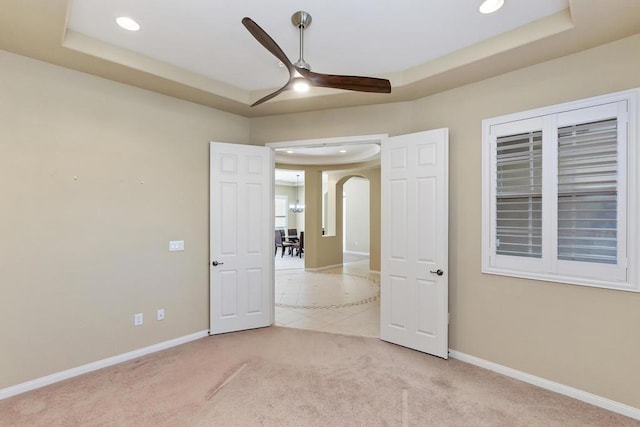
481;267;639;293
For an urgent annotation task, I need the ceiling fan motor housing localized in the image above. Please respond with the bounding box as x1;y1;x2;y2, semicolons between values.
291;11;312;29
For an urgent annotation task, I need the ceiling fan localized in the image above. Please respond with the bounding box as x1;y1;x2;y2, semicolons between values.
242;11;392;107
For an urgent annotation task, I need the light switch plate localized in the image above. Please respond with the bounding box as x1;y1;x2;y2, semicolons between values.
169;240;185;252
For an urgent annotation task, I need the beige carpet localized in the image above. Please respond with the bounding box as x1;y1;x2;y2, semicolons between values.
1;327;637;426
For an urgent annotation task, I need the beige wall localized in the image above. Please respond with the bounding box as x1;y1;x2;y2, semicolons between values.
276;164;381;272
252;35;640;408
0;50;250;388
2;30;640;410
344;177;370;254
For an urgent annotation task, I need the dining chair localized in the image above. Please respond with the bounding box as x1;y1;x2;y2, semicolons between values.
274;230;292;257
287;228;298;242
290;231;304;258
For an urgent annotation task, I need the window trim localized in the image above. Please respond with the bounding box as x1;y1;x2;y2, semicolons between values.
482;88;639;292
275;195;288;231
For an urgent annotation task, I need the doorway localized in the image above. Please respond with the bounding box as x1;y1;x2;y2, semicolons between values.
268;135;385;336
275;172;379;336
274;169;305;272
343;176;371;265
210;130;449;359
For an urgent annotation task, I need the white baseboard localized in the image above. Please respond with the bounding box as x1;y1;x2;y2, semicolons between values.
306;263;343;271
0;330;209;401
448;350;640;421
344;251;370;256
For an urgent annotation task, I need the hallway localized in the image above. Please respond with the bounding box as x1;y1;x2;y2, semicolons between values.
275;259;380;337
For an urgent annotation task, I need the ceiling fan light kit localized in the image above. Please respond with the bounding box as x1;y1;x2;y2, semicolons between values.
292;78;310;93
242;11;391;106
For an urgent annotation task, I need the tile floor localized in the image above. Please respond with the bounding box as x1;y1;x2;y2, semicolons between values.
275;258;380;337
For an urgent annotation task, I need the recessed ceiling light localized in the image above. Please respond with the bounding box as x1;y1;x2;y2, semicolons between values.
287;150;295;154
339;150;347;153
116;16;140;31
479;0;504;14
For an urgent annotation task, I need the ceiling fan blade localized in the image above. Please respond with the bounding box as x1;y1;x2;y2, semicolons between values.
296;68;391;93
242;15;391;106
242;17;294;73
251;81;292;107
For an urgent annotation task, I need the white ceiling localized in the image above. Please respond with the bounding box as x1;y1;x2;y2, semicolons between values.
67;0;569;92
275;170;304;185
275;144;380;165
2;1;639;116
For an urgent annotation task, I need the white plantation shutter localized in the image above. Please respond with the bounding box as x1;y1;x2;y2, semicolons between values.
496;131;542;258
483;90;637;291
557;118;618;264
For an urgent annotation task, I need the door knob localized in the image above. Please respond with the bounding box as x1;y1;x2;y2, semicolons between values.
212;261;224;267
430;269;444;276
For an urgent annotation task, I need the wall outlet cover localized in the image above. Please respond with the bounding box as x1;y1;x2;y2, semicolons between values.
169;240;185;252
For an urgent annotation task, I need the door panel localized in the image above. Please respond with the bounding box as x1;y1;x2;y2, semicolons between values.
220;271;238;318
417;279;436;336
381;129;449;358
389;275;407;328
417;177;437;262
390;179;408;259
247;269;263;314
210;142;273;334
220;183;238;255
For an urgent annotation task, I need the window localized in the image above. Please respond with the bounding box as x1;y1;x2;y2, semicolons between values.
482;89;639;291
275;195;288;230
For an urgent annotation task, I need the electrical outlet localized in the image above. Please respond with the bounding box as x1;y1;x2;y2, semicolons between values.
157;308;165;321
134;313;143;326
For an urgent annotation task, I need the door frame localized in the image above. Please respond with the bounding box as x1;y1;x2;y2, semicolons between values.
266;134;388;152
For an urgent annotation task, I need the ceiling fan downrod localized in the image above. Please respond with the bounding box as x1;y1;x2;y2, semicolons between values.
292;11;312;70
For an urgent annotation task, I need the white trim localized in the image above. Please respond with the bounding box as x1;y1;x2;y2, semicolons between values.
484;88;639;127
265;134;388;150
305;263;343;271
482;266;639;293
448;350;640;421
343;250;370;256
0;330;209;401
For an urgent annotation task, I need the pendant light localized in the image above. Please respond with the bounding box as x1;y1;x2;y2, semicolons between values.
289;174;305;213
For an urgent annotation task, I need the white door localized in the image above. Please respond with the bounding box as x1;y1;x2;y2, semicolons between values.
380;129;449;358
210;142;273;335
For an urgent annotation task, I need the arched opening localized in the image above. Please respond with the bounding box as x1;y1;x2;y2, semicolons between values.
342;177;370;266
